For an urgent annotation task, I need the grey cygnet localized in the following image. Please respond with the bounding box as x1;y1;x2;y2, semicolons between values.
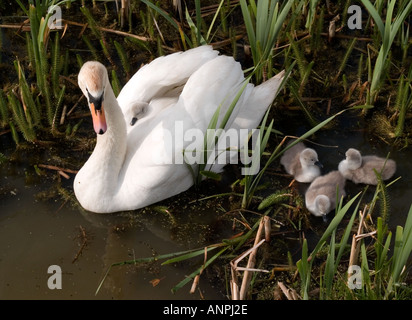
305;170;346;219
280;141;323;183
338;148;396;185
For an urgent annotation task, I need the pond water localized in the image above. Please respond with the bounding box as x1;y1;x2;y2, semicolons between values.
1;108;411;300
0;172;228;300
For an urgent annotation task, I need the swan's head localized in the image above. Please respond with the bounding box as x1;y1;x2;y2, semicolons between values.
78;61;109;135
345;148;362;170
300;148;323;169
314;195;331;218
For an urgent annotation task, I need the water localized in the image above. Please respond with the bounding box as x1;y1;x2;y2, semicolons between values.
0;153;227;300
1;110;411;300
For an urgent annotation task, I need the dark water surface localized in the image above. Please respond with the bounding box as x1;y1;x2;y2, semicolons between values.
0;155;227;300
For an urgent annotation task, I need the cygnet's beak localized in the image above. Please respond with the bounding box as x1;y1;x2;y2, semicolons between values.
130;117;138;126
88;91;107;135
315;160;323;168
322;214;328;223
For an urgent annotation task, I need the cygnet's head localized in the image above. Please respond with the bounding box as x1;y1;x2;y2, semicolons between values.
314;195;331;217
345;148;362;170
78;61;109;135
126;101;149;126
300;148;323;169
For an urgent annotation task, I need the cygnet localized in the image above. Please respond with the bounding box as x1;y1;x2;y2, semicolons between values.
280;141;323;183
338;148;396;185
305;170;346;220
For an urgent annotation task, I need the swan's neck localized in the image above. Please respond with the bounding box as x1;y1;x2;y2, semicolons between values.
74;86;127;213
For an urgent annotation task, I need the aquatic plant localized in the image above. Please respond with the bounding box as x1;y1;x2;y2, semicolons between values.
1;0;72;142
239;0;295;83
394;65;412;137
95;214;266;298
360;0;412;105
0;91;9;128
140;0;228;50
294;171;412;300
297;193;362;299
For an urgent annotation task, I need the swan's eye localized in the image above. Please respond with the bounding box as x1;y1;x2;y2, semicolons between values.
87;89;104;111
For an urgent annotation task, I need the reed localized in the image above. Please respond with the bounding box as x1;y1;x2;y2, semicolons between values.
333;37;357;82
386;205;412;298
297;193;362;299
240;0;295;84
140;0;227;50
257;190;292;211
81;35;99;61
7;92;36;142
51;31;61;98
110;70;121;97
10;0;72;139
95;238;232;296
52;84;65;132
295;171;412;300
114;40;131;79
0;91;9;128
360;0;412;105
15;60;41;127
394;65;412;137
140;0;191;48
95;213;269;297
305;0;321;32
80;5;115;66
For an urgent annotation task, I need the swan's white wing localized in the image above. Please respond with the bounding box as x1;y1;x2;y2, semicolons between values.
232;71;285;131
117;46;218;118
179;55;246;130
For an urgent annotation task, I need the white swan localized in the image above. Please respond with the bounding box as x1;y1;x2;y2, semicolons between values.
338;148;396;185
280;141;323;183
74;46;284;213
305;170;346;219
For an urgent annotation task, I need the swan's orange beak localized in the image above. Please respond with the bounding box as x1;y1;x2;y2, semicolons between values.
90;101;107;135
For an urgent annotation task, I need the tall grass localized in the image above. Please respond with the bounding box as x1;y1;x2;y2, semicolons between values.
297;193;362;299
360;0;412;105
240;0;295;83
140;0;227;49
0;0;72;143
394;64;412;137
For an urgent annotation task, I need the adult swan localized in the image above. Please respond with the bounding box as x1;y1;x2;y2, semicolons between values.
75;46;284;213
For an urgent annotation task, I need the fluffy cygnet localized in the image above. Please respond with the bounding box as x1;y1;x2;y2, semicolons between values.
280;141;323;183
305;170;346;219
338;148;396;185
